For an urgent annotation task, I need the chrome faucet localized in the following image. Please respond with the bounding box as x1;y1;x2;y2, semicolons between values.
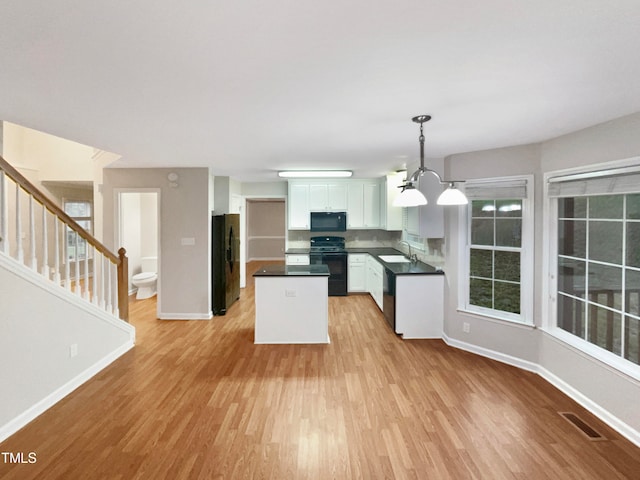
398;240;418;263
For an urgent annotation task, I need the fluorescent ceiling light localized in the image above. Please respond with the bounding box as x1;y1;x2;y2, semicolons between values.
277;170;352;178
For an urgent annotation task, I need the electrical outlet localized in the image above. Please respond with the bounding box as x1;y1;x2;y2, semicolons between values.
285;289;297;297
463;322;470;333
69;343;78;358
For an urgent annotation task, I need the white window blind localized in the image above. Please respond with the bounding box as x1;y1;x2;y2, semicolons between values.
548;166;640;197
464;179;528;200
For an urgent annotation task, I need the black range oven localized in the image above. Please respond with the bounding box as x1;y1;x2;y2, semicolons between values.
309;236;348;296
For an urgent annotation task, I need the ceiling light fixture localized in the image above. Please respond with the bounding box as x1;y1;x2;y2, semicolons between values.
393;115;468;207
277;170;353;178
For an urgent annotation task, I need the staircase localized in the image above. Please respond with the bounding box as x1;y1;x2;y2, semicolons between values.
0;154;128;321
0;154;135;442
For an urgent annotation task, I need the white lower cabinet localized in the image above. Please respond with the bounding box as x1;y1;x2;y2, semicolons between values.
394;274;444;339
348;254;367;292
285;254;310;266
366;255;383;311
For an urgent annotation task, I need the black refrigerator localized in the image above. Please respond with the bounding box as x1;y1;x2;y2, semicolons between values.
212;214;240;315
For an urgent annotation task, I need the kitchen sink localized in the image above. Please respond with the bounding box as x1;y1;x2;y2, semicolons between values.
378;255;411;263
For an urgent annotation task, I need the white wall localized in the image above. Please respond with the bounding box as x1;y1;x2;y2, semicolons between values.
140;192;158;258
2;122;95;191
241;181;287;197
120;193;142;290
0;254;135;441
443;113;640;443
103;168;211;319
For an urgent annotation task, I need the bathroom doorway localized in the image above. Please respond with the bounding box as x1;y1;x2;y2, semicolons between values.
115;189;161;313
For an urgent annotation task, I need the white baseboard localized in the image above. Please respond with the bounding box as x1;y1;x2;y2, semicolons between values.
538;366;640;448
442;333;640;448
0;341;134;443
158;312;213;320
442;333;539;373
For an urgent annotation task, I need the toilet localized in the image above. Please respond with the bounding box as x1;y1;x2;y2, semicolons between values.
132;256;158;299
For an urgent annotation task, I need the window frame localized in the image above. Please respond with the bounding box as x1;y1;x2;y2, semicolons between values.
63;198;93;261
458;175;535;326
542;157;640;380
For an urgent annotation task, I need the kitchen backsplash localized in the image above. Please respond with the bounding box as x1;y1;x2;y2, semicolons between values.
396;237;446;268
287;229;401;248
287;230;446;267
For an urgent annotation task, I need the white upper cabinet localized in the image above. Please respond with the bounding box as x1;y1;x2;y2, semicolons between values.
347;180;380;229
288;183;310;230
347;182;364;228
381;172;404;231
287;178;388;231
363;182;381;228
309;183;347;211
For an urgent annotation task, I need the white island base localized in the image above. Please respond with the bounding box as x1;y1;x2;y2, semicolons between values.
254;265;330;344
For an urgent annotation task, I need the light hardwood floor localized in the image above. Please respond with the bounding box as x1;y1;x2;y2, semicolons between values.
1;261;639;479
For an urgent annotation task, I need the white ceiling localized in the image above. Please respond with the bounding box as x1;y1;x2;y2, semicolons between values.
1;1;640;182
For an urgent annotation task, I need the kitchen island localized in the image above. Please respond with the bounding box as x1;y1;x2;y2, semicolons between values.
253;264;330;344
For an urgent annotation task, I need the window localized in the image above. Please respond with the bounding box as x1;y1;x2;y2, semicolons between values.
549;170;640;367
64;200;92;260
460;176;533;324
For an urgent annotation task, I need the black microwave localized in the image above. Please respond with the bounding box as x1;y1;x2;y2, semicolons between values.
310;211;347;232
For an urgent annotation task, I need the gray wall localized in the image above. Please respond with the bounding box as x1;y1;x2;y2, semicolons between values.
247;200;285;260
443;112;640;440
444;143;542;364
537;112;640;439
102;168;211;319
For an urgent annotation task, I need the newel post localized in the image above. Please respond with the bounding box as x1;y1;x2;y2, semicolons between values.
117;247;129;322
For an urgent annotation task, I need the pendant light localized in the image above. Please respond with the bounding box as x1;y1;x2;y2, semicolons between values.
393;115;468;207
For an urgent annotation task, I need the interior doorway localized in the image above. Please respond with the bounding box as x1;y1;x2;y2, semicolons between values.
246;199;286;262
115;189;161;315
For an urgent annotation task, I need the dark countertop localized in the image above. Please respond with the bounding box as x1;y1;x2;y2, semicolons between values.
284;248;312;255
253;264;330;277
361;248;444;276
285;247;444;276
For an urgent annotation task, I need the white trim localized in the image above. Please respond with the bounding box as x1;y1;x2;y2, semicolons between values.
442;333;538;372
538;365;640;448
114;188;162;319
158;312;213;320
442;332;640;448
456;307;536;328
0;251;134;334
458;174;534;325
0;340;134;443
543;157;640;374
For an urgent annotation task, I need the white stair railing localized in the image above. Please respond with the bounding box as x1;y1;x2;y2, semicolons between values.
0;155;129;322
